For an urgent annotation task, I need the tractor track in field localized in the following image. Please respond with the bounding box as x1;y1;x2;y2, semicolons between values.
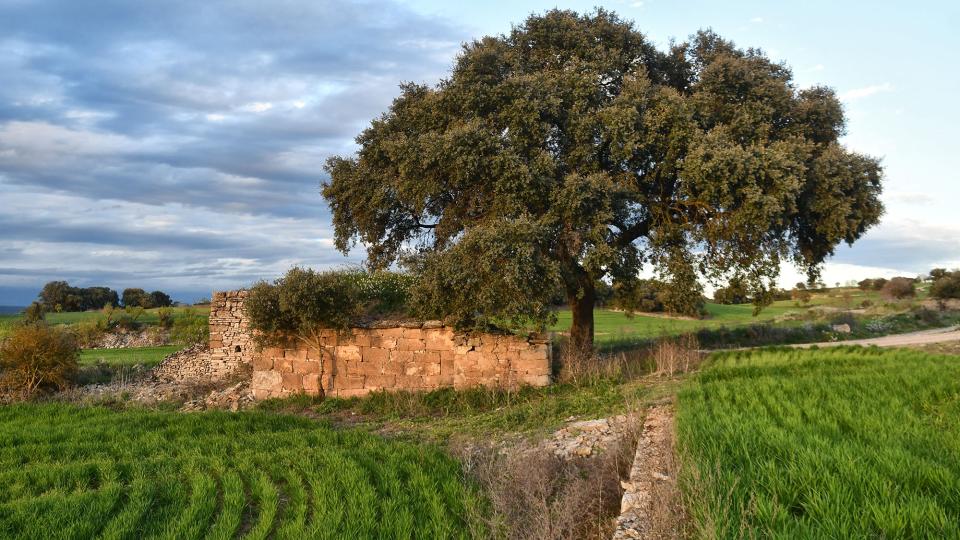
790;325;960;349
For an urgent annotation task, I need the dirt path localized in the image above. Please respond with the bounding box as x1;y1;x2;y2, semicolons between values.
613;404;683;539
791;325;960;349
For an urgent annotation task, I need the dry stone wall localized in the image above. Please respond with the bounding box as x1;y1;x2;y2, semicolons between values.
155;289;553;399
151;290;255;383
250;324;552;399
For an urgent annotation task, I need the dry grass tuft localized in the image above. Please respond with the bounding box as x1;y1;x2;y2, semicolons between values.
650;334;703;377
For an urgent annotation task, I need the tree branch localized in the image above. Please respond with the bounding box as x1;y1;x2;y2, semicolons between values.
614;218;650;247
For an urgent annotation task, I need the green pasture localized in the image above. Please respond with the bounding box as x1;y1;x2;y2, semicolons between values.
79;345;181;367
0;404;483;539
677;347;960;538
0;306;210;327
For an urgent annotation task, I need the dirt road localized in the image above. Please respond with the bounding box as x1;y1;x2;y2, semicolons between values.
791;325;960;349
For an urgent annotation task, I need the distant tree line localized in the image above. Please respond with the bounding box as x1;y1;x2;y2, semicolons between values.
36;281;173;312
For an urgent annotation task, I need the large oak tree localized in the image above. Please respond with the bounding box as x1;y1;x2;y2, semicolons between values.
323;9;883;351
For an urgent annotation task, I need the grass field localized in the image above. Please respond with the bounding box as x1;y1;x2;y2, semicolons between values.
0;306;210;327
79;345;181;367
677;347;960;538
0;404;483;539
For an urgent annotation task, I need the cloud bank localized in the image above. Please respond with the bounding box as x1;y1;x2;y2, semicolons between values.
0;0;462;304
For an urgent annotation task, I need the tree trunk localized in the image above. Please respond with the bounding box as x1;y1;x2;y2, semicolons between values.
568;278;595;354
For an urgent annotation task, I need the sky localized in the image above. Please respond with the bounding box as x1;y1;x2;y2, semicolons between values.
1;0;958;305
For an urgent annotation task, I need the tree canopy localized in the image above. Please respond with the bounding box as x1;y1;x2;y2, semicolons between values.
322;9;884;349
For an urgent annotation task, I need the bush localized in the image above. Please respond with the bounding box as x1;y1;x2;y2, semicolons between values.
880;277;916;300
71;320;104;348
170;309;208;346
116;306;145;330
930;271;960;300
246;267;363;344
22;302;46;323
0;323;79;399
156;307;174;329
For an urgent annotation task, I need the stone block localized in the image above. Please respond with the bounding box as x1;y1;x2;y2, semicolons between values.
302;374;321;395
397;338;424;351
334;388;370;398
365;374;396;388
402;328;422;340
335;345;362;362
522;374;551;387
424;331;453;351
275;358;294;373
252;354;273;371
405;364;424;376
281;372;303;391
252;370;282;390
373;337;398;349
351;334;372;347
377;327;406;338
292;360;320;373
252;388;274;400
363;347;389;363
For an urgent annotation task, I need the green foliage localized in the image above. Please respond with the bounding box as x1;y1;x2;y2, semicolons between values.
343;269;416;316
149;290;173;308
408;219;561;331
322;9;883;348
611;278;669;313
170;309;209;346
858;277;888;291
0;323;79;399
0;403;484;537
712;277;751;305
881;276;916;300
246;267;361;343
930;270;960;300
156;306;174;329
121;287;153;308
929;268;948;281
22;302;46;324
70;320;104;348
678;347;960;538
37;281;118;311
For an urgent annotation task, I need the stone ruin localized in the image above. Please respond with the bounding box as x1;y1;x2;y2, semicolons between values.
154;290;552;400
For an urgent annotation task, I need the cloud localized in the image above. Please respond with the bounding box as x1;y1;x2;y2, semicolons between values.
839;82;893;101
750;16;764;23
0;0;464;303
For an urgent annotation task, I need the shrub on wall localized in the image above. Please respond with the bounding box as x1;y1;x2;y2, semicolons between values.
246;267;415;348
0;323;79;400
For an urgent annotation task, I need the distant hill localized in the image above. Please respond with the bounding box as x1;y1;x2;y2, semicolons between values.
0;306;24;315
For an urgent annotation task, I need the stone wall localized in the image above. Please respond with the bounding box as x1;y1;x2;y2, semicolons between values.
155;289;552;399
250;324;552;399
207;290;257;375
152;290;255;383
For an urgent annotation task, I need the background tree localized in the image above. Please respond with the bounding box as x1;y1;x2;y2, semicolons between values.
880;277;915;301
930;270;960;301
929;268;948;281
322;9;884;350
121;288;152;308
149;291;173;308
713;277;751;305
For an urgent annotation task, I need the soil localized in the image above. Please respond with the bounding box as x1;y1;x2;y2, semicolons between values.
792;325;960;349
